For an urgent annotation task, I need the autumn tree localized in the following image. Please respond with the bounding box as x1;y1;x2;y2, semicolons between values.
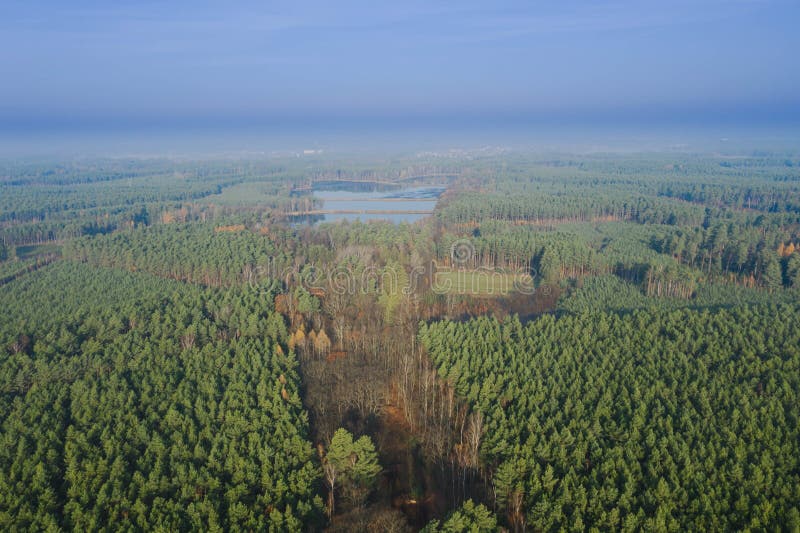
314;328;332;357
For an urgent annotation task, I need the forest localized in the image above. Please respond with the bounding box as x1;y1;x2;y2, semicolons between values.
1;151;799;531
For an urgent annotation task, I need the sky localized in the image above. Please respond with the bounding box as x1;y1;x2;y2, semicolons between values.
1;0;799;152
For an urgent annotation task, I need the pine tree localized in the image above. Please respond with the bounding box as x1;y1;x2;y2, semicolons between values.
762;254;783;291
421;499;497;532
786;254;800;287
322;429;381;516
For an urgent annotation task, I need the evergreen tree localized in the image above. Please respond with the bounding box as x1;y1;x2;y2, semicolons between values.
322;429;381;516
786;253;800;287
762;253;783;290
421;500;498;532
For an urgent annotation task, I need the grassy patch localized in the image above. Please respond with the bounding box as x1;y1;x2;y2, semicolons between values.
212;181;284;206
15;243;62;259
432;269;532;296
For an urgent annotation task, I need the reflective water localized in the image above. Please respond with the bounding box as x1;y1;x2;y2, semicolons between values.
313;186;445;224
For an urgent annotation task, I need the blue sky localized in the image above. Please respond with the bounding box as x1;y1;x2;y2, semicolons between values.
1;0;799;131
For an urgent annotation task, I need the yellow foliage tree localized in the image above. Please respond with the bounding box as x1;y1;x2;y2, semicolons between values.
314;328;332;355
294;328;306;351
308;330;317;353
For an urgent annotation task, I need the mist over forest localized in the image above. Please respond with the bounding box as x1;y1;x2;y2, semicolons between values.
2;0;800;531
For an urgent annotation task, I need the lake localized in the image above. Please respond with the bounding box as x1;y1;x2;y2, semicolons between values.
310;186;445;224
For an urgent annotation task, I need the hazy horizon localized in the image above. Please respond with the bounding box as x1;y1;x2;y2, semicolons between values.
2;0;799;157
2;119;799;158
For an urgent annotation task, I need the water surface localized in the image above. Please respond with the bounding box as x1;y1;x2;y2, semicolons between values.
313;186;444;224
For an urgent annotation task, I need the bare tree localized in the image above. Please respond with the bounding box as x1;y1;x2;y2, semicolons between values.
464;411;484;468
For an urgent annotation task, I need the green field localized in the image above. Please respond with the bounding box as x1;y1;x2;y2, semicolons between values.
15;243;62;259
212;181;286;206
432;269;532;296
